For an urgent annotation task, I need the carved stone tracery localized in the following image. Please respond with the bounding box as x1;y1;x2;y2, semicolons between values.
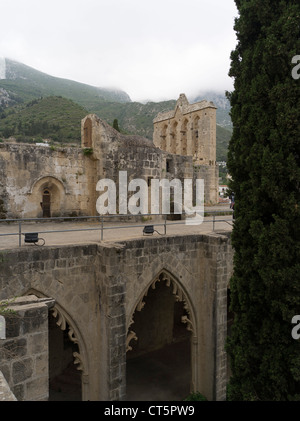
51;306;84;371
126;270;195;352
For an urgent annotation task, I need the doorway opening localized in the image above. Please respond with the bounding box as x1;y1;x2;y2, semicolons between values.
126;281;191;401
48;316;82;401
42;189;51;218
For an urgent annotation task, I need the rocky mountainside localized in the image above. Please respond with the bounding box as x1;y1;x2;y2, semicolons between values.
0;58;131;108
0;59;232;161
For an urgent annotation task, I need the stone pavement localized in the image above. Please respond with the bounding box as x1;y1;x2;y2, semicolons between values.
0;205;233;251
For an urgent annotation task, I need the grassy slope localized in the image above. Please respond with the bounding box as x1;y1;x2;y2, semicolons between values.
0;96;88;144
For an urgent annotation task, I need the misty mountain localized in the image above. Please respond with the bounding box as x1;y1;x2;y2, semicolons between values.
0;58;131;108
0;59;232;161
192;91;232;129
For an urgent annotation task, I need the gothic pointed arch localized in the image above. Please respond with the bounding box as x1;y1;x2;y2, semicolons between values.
83;117;93;148
29;175;68;195
192;115;200;157
28;175;68;218
161;124;168;151
126;269;196;352
24;289;89;400
181;118;189;156
170;120;178;154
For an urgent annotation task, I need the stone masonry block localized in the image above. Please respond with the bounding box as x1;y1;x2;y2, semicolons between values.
12;358;33;384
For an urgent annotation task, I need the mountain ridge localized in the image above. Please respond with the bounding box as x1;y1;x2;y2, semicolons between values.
0;58;131;106
0;59;232;161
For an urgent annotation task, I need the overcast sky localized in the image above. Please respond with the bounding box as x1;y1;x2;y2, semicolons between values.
0;0;238;102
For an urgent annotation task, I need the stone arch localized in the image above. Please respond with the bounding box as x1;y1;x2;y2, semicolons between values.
83;117;93;148
29;176;67;218
126;268;196;351
30;175;67;195
126;267;198;396
126;254;197;323
192;115;200;157
170;120;178;154
161;124;168;151
181;118;189;156
24;288;90;401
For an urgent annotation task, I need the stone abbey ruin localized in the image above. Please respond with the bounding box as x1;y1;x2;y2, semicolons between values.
0;94;219;220
0;95;232;402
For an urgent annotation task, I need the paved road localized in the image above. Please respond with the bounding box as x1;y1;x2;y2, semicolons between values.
0;205;233;250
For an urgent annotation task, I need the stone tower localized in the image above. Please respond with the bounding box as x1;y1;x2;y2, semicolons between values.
153;94;219;204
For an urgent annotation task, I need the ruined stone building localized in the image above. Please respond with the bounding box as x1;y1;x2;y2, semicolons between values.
0;94;219;220
0;96;229;403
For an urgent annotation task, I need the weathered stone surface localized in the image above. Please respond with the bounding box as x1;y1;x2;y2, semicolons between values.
0;95;219;219
0;296;54;401
153;94;218;203
0;233;232;401
12;358;33;384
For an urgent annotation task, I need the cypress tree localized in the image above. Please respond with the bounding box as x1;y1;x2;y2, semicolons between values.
226;0;300;400
113;118;120;132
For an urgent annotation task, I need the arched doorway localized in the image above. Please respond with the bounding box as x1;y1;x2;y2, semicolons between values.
30;176;66;219
126;271;195;401
42;189;51;218
48;316;82;401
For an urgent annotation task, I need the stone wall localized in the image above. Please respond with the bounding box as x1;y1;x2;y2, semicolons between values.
153;94;217;166
0;296;54;401
0;110;219;220
0;233;233;401
0;142;93;219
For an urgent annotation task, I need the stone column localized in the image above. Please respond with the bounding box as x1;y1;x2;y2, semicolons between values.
0;296;55;401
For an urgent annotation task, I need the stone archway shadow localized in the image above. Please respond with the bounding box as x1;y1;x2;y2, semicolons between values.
126;259;198;399
24;289;90;401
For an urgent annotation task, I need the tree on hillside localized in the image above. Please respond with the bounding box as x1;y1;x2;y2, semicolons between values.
226;0;300;400
113;118;120;132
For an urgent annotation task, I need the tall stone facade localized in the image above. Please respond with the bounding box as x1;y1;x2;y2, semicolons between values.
0;97;219;219
153;94;219;203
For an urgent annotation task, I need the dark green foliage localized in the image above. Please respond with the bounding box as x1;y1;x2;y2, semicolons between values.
82;148;93;156
112;118;120;132
226;0;300;400
0;96;88;144
183;392;207;401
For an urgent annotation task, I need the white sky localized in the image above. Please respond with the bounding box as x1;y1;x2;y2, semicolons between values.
0;0;238;102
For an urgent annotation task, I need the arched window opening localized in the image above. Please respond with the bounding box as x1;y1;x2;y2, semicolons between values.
161;124;168;151
181;119;188;155
83;118;92;148
170;121;178;154
192;116;200;157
